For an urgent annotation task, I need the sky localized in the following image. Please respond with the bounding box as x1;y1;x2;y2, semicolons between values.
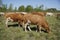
1;0;60;10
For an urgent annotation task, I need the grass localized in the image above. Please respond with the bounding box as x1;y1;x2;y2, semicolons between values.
0;15;60;40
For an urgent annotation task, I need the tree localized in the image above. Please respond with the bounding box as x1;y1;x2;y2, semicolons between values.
33;7;40;12
39;4;44;10
46;8;57;12
25;5;33;12
2;4;7;12
0;0;2;7
8;3;13;12
18;5;25;12
33;5;44;12
14;7;17;12
0;0;3;12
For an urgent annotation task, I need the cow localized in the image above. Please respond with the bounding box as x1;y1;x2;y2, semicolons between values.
3;12;50;33
22;14;50;33
46;12;54;16
0;12;4;16
4;12;24;27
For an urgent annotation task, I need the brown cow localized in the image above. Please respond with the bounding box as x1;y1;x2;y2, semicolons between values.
4;12;50;33
4;12;24;27
22;14;50;33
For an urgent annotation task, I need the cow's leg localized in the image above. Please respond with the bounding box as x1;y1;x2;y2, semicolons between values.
18;20;22;27
36;25;42;32
18;22;21;27
27;20;31;31
22;20;31;32
24;22;31;32
36;25;39;32
22;22;27;32
5;18;9;27
40;26;42;33
5;17;13;27
24;23;28;32
36;25;38;32
27;25;31;31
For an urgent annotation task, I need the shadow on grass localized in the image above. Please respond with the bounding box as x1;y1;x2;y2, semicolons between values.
27;27;48;33
8;24;48;33
8;24;22;27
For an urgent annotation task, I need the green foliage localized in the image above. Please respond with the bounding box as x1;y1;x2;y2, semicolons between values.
14;7;17;12
18;5;25;12
39;5;44;10
46;8;57;12
0;7;2;12
25;5;33;12
0;4;7;12
33;7;40;12
0;0;2;12
8;3;13;12
0;0;2;7
2;4;7;12
0;3;60;12
33;5;44;12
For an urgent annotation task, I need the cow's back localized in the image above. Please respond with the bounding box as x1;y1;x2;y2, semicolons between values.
23;14;45;24
4;13;23;22
31;12;46;16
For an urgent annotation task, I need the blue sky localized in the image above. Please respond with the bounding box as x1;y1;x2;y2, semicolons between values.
2;0;60;10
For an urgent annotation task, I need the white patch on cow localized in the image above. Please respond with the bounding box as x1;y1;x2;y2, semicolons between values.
28;20;31;23
5;17;13;27
28;26;31;31
8;17;13;22
24;23;28;32
23;20;31;32
22;21;27;32
5;18;9;27
26;20;31;31
40;26;42;33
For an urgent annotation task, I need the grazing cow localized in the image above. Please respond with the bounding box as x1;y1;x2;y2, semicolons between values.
0;12;4;16
4;12;24;27
22;14;50;33
46;12;54;16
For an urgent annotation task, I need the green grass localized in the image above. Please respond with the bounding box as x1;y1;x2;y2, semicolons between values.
0;15;60;40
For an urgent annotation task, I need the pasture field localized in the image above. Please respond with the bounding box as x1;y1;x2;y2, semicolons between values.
0;13;60;40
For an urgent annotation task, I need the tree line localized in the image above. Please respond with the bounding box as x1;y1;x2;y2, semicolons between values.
0;3;60;12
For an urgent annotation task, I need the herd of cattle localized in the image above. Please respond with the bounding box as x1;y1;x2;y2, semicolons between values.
0;12;58;33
